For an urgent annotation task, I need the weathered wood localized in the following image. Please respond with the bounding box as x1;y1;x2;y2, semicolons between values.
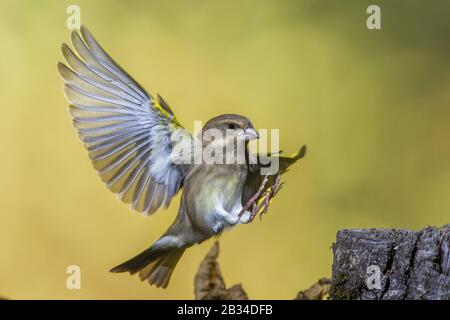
330;224;450;300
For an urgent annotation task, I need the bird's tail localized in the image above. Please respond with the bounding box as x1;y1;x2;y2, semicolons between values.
110;242;185;289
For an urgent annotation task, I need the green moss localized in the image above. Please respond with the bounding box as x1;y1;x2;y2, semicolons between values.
329;274;362;300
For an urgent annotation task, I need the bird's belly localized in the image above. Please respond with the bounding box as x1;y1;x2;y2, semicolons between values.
192;173;245;234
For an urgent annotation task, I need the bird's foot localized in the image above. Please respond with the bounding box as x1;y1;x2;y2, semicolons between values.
256;174;284;220
238;173;284;223
238;175;269;220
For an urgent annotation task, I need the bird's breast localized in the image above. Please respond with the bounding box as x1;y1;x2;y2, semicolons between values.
200;165;246;209
184;164;247;233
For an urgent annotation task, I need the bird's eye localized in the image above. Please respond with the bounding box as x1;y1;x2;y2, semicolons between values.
228;123;236;130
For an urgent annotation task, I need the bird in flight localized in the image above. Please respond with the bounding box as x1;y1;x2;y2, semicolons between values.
58;26;306;288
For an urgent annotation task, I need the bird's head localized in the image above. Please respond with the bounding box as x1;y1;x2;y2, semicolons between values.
201;114;259;142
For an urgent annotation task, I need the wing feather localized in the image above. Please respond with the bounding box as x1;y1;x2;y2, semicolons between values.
58;26;191;215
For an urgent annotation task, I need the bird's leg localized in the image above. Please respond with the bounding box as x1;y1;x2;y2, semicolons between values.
216;206;239;226
238;173;284;223
256;174;284;220
238;193;268;224
238;175;269;220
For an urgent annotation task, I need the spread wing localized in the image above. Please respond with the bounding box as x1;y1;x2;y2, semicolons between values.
58;26;192;215
243;145;306;204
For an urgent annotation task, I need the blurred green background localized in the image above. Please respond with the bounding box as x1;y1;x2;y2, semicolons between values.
0;0;449;299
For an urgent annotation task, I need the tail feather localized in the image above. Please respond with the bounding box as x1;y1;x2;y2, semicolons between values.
143;249;184;288
110;246;185;288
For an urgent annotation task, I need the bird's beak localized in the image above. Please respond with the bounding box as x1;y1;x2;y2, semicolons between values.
244;127;259;140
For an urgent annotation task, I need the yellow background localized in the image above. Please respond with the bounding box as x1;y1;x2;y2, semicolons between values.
1;0;449;299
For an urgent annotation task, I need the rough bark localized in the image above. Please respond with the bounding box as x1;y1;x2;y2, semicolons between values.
329;224;450;300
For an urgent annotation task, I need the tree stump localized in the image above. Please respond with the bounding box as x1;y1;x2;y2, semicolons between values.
329;224;450;300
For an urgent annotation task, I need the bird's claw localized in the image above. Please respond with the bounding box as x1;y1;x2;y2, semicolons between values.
238;173;283;223
256;174;284;221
